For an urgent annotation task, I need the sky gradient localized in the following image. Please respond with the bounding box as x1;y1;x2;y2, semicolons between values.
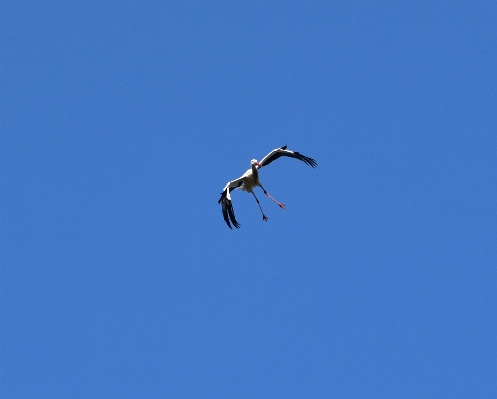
2;2;497;398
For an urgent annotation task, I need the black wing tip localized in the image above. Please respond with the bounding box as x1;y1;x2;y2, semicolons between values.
294;151;318;168
307;157;318;168
226;199;241;229
219;191;241;229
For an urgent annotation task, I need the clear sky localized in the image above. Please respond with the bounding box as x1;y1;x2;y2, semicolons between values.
2;2;496;398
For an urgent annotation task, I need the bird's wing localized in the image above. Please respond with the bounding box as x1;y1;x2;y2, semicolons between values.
258;145;317;169
218;177;244;229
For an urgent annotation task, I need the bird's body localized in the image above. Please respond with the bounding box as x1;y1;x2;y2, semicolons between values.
238;163;259;193
218;145;317;229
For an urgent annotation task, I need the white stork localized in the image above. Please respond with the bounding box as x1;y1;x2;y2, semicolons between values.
218;145;317;229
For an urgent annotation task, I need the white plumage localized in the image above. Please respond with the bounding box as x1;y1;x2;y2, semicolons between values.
218;145;317;229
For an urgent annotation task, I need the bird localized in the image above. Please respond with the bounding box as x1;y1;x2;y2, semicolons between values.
218;145;317;229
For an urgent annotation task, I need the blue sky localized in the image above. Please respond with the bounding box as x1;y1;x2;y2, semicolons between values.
2;2;496;398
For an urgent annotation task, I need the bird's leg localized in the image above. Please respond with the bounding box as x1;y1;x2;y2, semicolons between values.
252;192;269;222
259;185;286;209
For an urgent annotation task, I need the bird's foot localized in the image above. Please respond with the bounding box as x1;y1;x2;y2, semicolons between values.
278;203;286;209
262;214;269;222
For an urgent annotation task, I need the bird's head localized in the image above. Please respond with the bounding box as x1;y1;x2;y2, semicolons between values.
251;159;262;168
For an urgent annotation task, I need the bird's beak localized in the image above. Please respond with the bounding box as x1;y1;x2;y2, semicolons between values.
256;162;262;167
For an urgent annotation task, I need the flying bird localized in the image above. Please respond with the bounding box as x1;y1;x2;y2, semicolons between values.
218;145;317;229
